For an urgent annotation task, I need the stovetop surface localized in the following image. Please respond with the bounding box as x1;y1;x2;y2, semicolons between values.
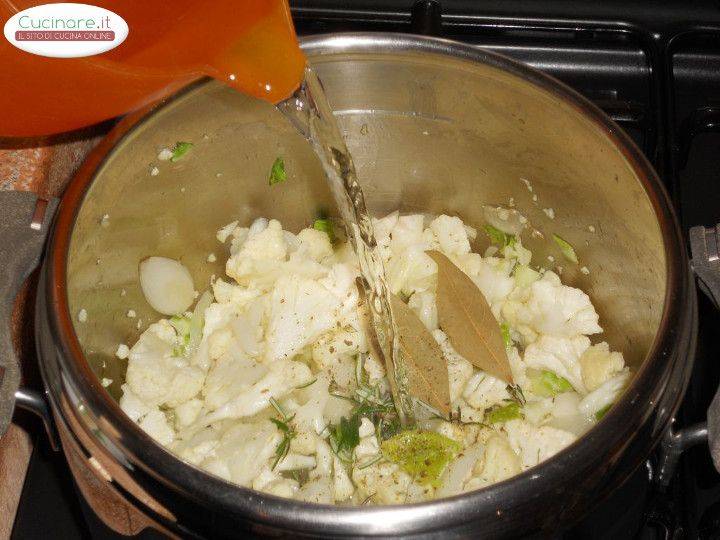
12;1;720;538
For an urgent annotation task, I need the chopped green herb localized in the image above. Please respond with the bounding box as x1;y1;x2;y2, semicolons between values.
500;323;512;348
552;234;578;264
313;218;335;242
595;404;612;421
268;156;287;185
527;369;574;397
381;430;462;487
357;455;383;470
513;264;541;288
328;414;361;462
484;224;515;248
170;141;193;162
485;402;522;424
269;398;296;470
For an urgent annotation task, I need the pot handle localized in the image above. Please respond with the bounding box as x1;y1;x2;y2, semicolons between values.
0;191;59;449
690;224;720;473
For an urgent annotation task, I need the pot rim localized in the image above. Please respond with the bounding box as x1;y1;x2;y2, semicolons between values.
44;32;691;535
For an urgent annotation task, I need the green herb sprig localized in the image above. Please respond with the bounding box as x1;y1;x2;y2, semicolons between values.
269;397;296;470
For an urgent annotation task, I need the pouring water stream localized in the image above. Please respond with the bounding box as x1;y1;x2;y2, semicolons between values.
277;67;413;425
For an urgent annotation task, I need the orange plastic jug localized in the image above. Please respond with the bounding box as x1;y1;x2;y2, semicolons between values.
0;1;305;137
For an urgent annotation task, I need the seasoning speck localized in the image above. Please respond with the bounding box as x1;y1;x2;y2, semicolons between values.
580;266;590;275
100;214;110;227
543;208;555;220
157;148;173;161
207;253;217;263
120;289;127;297
150;166;160;176
588;225;596;233
116;344;130;359
78;309;88;323
126;309;136;318
101;378;113;388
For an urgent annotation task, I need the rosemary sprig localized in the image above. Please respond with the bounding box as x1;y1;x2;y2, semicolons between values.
269;397;296;470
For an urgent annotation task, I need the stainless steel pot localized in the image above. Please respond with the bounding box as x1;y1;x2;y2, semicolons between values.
0;33;705;537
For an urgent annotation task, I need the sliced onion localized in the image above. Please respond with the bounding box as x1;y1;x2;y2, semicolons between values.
188;290;213;355
139;256;195;315
482;205;525;236
436;443;485;498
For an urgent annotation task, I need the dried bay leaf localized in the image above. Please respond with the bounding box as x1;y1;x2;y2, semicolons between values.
427;250;513;383
389;293;451;416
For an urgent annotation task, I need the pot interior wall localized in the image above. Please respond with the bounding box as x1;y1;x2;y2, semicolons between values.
66;48;667;398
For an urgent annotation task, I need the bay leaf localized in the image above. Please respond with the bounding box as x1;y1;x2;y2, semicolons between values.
389;293;451;416
427;250;514;383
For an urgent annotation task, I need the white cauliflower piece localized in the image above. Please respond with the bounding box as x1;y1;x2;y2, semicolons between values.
297;228;334;262
468;257;515;312
203;354;268;411
174;398;203;429
125;321;204;408
409;290;438;331
264;275;345;363
471;434;521;488
203;421;281;487
352;461;414;504
139;409;175;446
372;211;399;261
433;330;473;403
504;419;576;469
211;278;261;306
523;335;591;394
386;245;437;295
429;215;472;256
170;427;220;465
293;375;331;435
201;360;311;423
503;272;602;339
297;477;334;504
462;371;510;410
119;383;151;422
579;342;625;391
333;457;355;501
389;214;426;254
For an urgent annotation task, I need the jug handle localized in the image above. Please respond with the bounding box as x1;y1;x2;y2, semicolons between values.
656;224;720;486
0;191;59;450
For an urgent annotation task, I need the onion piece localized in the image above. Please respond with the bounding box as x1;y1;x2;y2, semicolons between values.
482;205;525;236
139;256;195;315
188;291;212;355
436;443;485;498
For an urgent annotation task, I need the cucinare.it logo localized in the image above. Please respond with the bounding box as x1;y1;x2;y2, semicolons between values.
3;3;128;58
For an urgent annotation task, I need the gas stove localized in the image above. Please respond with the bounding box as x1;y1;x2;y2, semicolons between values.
11;1;720;537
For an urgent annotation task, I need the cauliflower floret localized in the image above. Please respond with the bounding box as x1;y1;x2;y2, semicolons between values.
579;342;625;392
352;461;417;504
523;335;590;394
462;371;510;410
433;330;473;403
297;477;334;504
203;354;268;411
502;272;602;339
386;245;436;295
201;360;312;423
504;419;576;469
170;427;220;465
211;278;261;306
119;383;151;422
372;211;399;261
469;434;521;489
468;257;515;313
333;456;355;501
389;214;426;254
297;227;334;262
264;274;346;363
125;321;204;408
311;327;362;372
429;215;472;256
293;375;331;435
202;421;281;487
408;290;438;331
174;398;203;429
139;409;175;446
